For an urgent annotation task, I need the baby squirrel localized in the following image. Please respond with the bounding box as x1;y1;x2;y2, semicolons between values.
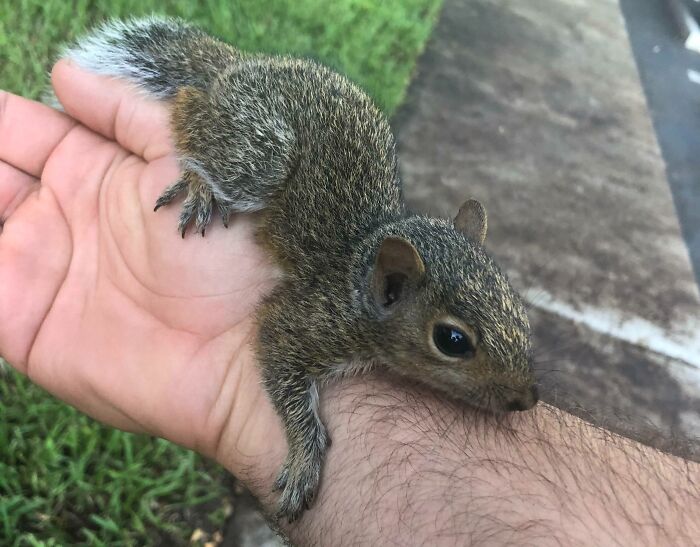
63;17;538;522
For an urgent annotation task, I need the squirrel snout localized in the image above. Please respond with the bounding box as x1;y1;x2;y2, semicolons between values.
505;385;539;412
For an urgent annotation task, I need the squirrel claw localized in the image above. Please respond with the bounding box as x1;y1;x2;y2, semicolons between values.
194;204;212;236
273;466;289;492
155;178;188;213
221;208;231;229
154;197;170;212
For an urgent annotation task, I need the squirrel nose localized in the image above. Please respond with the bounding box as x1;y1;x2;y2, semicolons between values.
505;385;539;412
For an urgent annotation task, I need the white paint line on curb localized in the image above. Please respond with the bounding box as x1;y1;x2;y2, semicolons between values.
687;68;700;84
526;287;700;374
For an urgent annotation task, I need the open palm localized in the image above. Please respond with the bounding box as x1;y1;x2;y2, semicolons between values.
0;61;284;479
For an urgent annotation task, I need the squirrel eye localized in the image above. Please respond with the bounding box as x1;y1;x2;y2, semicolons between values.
432;324;475;358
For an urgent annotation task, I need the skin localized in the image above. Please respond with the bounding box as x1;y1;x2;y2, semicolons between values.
0;59;286;478
1;61;698;546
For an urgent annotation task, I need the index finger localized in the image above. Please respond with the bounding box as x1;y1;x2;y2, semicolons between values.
51;59;174;162
0;91;77;178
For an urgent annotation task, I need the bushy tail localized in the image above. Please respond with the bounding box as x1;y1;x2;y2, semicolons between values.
59;16;238;98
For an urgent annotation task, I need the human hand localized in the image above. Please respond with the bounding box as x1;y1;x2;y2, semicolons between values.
0;60;286;483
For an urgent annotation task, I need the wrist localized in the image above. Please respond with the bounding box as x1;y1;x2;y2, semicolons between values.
208;350;288;495
241;374;699;546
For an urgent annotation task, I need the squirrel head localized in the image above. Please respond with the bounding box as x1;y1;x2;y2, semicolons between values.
354;200;537;413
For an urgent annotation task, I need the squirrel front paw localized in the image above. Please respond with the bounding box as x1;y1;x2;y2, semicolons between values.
154;170;231;237
273;453;324;523
273;423;329;523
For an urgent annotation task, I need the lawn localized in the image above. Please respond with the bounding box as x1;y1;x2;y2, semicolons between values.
0;0;441;113
0;0;442;544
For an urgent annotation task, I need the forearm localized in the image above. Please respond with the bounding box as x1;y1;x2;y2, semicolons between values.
230;376;699;546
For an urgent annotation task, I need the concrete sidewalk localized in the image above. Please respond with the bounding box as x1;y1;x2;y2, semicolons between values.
394;0;700;449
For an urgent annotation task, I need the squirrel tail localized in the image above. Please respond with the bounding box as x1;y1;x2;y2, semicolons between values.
58;16;238;98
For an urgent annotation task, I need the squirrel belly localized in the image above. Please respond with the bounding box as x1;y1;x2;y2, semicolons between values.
63;17;538;523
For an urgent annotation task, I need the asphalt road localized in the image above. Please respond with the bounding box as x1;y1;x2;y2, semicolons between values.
620;0;700;286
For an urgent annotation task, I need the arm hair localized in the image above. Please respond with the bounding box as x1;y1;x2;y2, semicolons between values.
245;375;699;546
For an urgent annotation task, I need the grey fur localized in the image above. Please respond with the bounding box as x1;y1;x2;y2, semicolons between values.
62;17;228;97
64;18;538;522
41;88;64;111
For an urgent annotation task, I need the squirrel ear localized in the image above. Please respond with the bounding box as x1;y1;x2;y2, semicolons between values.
370;237;425;310
454;199;488;245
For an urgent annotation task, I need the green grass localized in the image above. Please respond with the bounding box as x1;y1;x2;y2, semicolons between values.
0;0;442;544
0;0;442;114
0;368;231;546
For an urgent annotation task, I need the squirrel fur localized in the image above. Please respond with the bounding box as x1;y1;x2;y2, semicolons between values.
62;17;538;522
